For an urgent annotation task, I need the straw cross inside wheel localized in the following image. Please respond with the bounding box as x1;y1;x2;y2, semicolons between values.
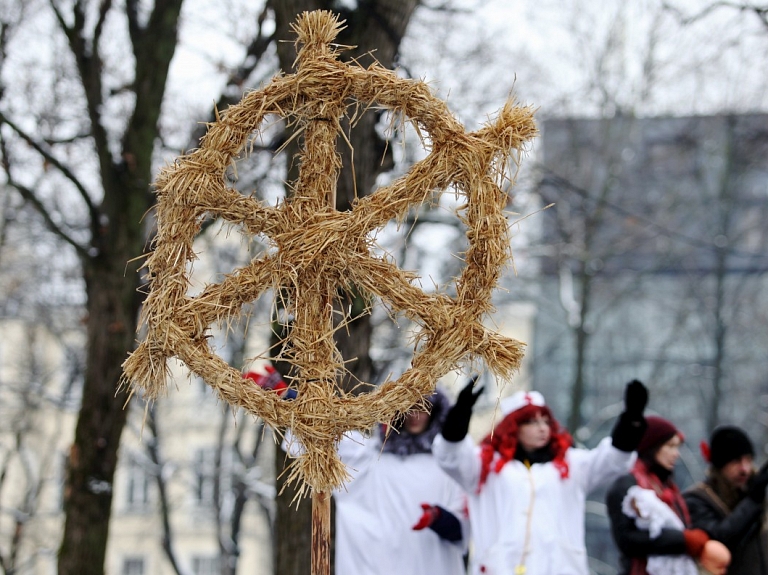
123;10;537;494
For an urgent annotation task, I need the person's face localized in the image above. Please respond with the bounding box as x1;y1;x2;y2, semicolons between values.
518;413;552;451
719;455;754;489
655;434;682;471
403;410;430;435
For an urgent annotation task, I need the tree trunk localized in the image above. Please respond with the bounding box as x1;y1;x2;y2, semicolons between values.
708;116;736;431
568;267;592;432
58;215;146;575
57;1;184;572
269;1;420;573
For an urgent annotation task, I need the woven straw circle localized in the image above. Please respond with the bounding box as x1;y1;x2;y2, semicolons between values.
123;10;537;493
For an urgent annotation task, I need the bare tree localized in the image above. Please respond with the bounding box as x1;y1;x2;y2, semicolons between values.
130;399;274;575
534;115;660;430
665;1;768;30
660;115;768;433
0;202;84;575
0;1;470;573
0;0;266;573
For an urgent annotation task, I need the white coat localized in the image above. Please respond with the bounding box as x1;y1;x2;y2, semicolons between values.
284;429;468;575
621;485;698;575
333;430;468;575
432;435;633;575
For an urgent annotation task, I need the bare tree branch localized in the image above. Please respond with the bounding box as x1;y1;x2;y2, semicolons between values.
1;179;87;259
125;0;141;48
145;405;188;575
0;111;98;220
0;134;87;258
188;2;277;149
93;0;114;51
664;1;768;29
48;0;112;199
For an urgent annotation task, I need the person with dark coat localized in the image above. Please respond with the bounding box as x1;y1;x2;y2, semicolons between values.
684;425;768;575
606;415;730;575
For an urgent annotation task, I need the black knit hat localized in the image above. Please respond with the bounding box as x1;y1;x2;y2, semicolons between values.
703;425;754;469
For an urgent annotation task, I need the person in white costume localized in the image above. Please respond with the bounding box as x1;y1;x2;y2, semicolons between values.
432;378;649;575
282;388;468;575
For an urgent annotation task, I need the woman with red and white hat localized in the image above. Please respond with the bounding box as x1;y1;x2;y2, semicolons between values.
606;415;731;575
432;378;649;575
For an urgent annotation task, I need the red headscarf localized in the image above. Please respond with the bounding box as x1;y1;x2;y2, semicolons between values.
477;403;572;491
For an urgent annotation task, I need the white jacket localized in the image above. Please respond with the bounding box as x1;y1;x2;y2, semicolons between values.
285;430;468;575
432;435;633;575
621;485;698;575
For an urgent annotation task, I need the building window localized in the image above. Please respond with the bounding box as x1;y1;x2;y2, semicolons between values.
122;557;145;575
125;458;150;509
191;555;219;575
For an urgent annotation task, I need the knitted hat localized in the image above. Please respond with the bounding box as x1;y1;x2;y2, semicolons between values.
701;425;754;469
637;416;681;457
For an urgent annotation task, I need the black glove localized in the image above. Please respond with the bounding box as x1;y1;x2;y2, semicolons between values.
441;376;483;443
748;461;768;502
611;379;648;452
624;379;648;418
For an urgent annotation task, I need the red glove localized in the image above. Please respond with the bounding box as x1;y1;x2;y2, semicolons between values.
412;503;440;531
683;528;710;558
243;366;296;399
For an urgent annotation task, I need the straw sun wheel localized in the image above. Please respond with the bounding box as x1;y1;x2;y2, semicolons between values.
122;10;537;493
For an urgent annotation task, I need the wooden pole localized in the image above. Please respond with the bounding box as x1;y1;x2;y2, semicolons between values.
299;20;338;574
312;145;335;574
311;490;331;575
311;109;336;575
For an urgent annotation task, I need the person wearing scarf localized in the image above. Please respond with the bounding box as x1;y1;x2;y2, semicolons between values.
283;388;468;575
432;378;648;575
606;416;731;575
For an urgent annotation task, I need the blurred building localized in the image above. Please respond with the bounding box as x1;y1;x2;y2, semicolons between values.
0;337;275;575
104;375;275;575
532;113;768;439
530;112;768;574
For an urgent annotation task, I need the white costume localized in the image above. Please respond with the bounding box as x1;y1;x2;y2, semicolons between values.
621;486;698;575
332;430;468;575
432;390;633;575
283;390;467;575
